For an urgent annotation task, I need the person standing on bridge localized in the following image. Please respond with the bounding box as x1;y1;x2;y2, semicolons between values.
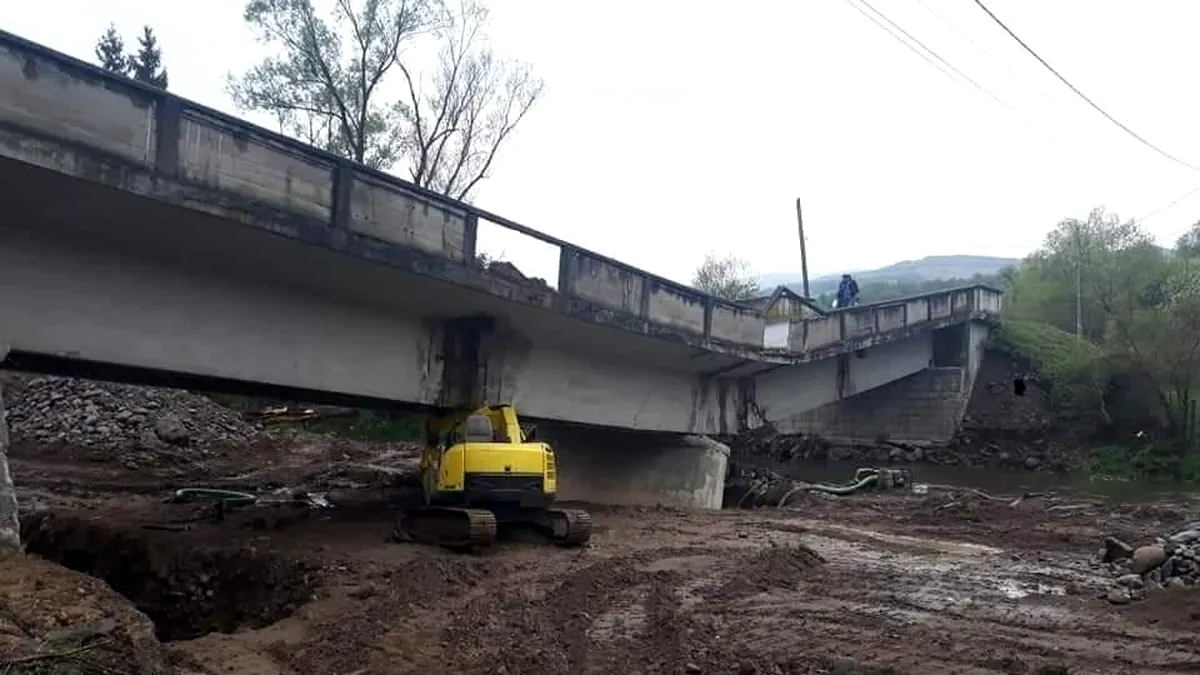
836;274;860;308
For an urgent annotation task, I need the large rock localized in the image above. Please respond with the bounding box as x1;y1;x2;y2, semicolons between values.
1102;536;1134;563
152;413;190;446
1129;545;1167;575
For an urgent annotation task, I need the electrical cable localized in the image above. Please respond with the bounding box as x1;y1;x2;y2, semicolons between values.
970;0;1200;172
914;0;1061;107
1139;185;1200;224
838;1;1200;251
840;0;1084;164
854;0;1019;115
839;0;959;83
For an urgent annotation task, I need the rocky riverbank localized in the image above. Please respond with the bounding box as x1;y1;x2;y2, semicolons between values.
1098;523;1200;605
727;427;1073;475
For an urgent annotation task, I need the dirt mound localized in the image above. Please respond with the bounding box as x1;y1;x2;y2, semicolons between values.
5;374;268;457
21;511;319;641
714;544;826;599
0;553;168;674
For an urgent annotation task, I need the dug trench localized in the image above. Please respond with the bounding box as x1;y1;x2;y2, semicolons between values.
19;510;321;642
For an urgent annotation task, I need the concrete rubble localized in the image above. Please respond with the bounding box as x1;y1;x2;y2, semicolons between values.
2;374;270;459
1096;523;1200;604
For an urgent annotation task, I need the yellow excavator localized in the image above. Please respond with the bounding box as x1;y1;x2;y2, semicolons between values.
394;404;592;549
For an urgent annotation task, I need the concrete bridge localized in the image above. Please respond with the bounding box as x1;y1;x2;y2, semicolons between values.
0;30;1002;508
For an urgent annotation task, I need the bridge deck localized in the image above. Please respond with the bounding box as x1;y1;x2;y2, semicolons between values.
0;27;1000;378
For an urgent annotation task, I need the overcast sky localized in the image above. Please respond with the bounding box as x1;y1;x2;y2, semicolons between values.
7;1;1200;285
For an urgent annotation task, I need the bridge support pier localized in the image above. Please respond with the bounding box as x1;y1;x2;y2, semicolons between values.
536;422;729;509
0;343;20;552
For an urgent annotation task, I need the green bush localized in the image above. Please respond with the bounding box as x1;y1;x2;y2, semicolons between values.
991;319;1110;414
1077;443;1200;482
299;410;423;442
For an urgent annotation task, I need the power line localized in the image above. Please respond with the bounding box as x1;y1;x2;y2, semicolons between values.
970;0;1200;172
839;0;959;83
840;0;1084;163
854;0;1019;115
913;0;1058;106
1140;185;1200;224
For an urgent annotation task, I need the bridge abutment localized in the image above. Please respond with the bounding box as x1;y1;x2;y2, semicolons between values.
536;422;728;509
778;321;992;443
0;343;20;551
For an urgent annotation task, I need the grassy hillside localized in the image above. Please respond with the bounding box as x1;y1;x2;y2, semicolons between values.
760;254;1019;296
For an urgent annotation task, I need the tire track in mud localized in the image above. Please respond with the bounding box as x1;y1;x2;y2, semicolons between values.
439;550;747;675
713;528;1197;674
283;554;495;674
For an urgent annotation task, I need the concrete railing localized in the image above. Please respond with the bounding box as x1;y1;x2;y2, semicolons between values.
769;285;1004;354
0;30;1002;355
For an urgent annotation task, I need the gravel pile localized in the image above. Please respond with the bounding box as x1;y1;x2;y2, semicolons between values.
3;374;268;455
1097;523;1200;604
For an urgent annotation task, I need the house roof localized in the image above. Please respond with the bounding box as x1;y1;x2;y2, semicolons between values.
750;285;826;316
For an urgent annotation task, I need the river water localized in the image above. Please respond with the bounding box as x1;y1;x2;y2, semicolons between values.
742;457;1200;503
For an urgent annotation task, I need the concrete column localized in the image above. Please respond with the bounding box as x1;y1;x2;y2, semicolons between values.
0;344;20;552
538;421;729;509
438;315;496;408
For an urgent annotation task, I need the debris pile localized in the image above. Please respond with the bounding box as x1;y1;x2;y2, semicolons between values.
724;462;914;508
4;374;269;455
726;425;1068;473
724;464;812;508
1097;522;1200;604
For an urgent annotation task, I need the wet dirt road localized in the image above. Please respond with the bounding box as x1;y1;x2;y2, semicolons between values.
6;442;1200;675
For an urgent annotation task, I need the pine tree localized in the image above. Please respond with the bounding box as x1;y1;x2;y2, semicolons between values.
94;24;128;74
129;26;168;90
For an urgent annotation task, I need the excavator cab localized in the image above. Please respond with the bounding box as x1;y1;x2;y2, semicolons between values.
399;404;591;550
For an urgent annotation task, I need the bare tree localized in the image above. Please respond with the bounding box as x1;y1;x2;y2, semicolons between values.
398;0;543;200
229;0;542;201
692;253;760;302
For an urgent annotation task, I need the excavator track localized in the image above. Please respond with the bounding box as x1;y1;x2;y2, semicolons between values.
536;507;592;547
394;507;497;549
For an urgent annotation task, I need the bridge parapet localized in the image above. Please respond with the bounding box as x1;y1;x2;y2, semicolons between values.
772;285;1003;358
0;30;1001;360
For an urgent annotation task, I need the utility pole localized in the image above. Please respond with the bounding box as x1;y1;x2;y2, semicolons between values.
1072;221;1083;337
795;197;810;299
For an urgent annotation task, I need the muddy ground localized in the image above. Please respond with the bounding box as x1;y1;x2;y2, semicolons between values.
2;437;1199;675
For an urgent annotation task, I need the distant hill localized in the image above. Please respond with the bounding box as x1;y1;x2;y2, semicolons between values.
760;254;1019;296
